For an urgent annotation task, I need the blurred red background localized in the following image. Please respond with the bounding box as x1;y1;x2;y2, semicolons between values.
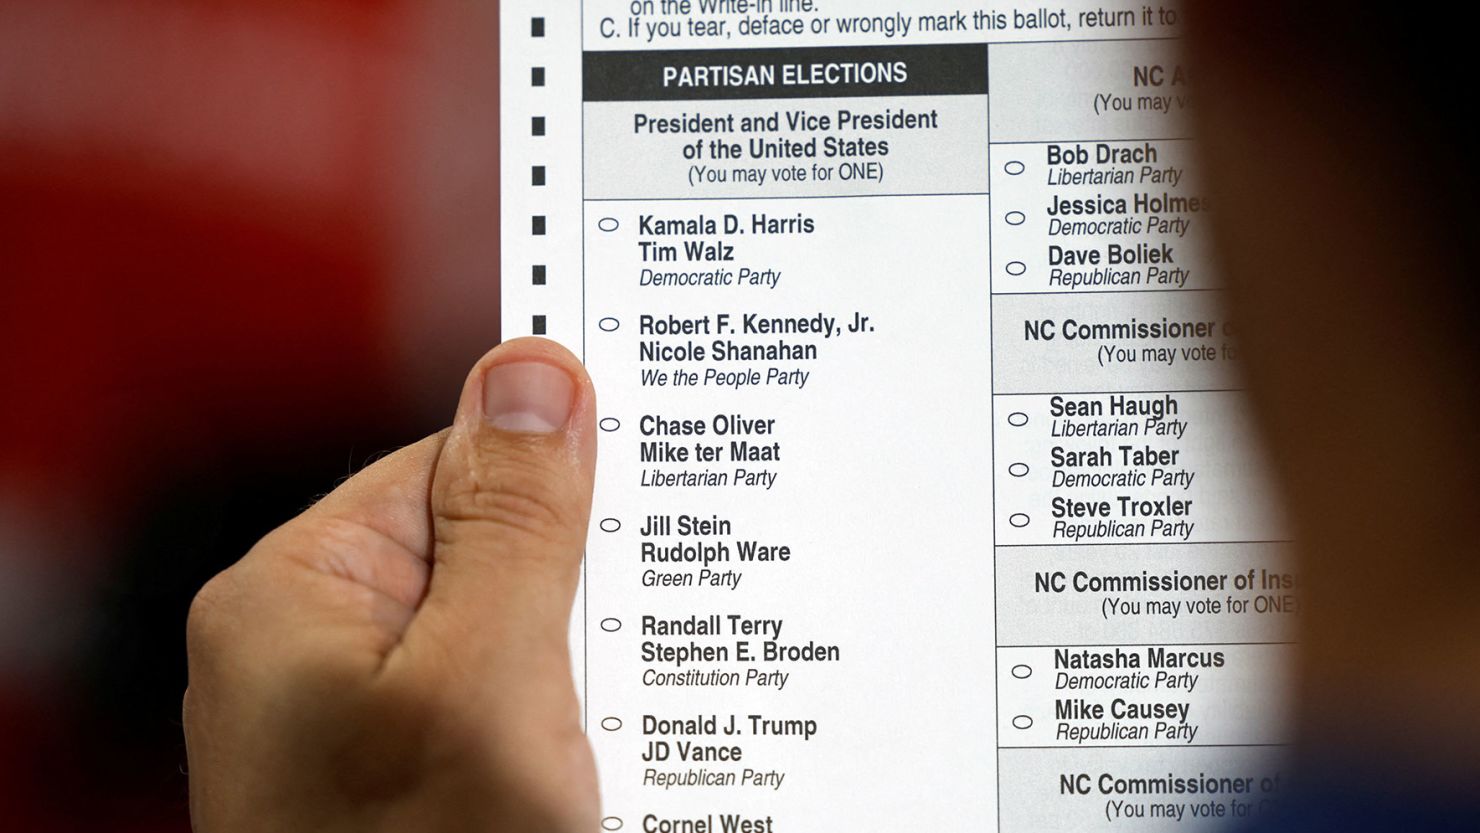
1;1;505;827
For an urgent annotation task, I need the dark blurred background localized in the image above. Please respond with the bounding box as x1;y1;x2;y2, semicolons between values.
1;1;505;827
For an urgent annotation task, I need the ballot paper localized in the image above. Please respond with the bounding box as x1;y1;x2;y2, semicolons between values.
499;3;1295;829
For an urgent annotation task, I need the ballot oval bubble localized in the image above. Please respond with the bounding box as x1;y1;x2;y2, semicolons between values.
601;818;624;831
1007;411;1029;427
599;618;623;633
599;518;622;533
600;717;624;732
598;317;621;332
1005;211;1026;226
1011;664;1033;679
1012;714;1034;730
1004;160;1026;176
1009;513;1031;529
599;417;621;432
1005;261;1027;276
597;217;620;233
1008;463;1030;478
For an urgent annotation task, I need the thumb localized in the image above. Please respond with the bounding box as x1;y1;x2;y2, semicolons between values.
403;337;597;696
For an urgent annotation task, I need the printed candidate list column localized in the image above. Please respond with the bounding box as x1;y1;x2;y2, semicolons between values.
988;40;1297;831
580;45;996;830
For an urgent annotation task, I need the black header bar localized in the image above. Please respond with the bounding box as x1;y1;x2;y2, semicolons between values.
584;44;988;102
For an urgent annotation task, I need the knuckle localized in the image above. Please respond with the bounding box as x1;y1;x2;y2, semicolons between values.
436;451;581;550
185;571;234;651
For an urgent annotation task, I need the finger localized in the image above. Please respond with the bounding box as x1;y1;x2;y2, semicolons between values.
401;336;597;690
305;431;446;557
291;431;447;612
187;432;448;697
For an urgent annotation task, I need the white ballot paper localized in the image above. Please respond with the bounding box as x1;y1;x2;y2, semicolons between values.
499;3;1295;830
